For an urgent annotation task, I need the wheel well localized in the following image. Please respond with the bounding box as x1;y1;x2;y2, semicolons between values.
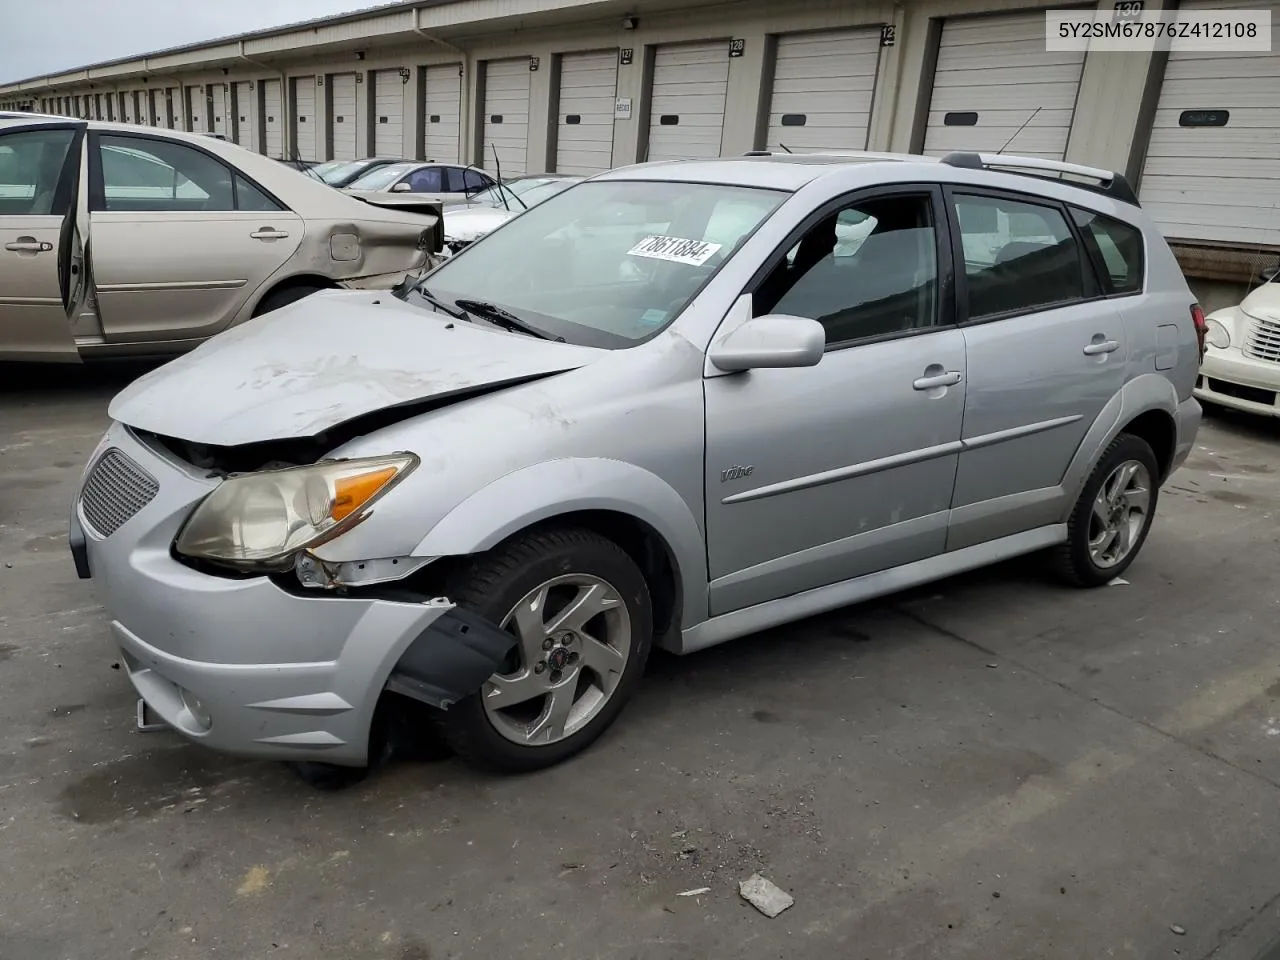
1121;409;1176;481
416;510;684;648
251;275;339;316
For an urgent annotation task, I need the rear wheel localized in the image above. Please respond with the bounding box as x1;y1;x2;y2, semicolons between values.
1052;433;1160;587
436;528;653;773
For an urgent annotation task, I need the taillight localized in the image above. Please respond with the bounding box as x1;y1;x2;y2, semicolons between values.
1191;303;1206;363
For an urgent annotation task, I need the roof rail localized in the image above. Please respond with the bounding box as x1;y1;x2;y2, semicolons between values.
939;152;1140;207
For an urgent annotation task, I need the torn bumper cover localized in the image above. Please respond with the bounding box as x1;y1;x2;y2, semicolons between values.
385;607;517;710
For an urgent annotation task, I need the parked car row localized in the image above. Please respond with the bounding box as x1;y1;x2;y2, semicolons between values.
64;144;1205;789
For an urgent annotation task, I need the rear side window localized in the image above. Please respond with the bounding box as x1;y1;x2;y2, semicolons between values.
1070;206;1144;295
952;193;1086;320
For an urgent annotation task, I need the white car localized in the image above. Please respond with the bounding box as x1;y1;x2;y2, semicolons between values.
343;161;496;206
440;175;584;256
1196;268;1280;418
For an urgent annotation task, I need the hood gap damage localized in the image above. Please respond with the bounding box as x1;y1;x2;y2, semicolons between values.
135;372;560;475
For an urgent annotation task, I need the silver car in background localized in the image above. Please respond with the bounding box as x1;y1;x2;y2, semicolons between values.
0;113;442;362
71;151;1202;787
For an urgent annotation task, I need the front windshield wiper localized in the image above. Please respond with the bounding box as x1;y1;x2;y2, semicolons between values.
414;287;470;321
454;299;563;342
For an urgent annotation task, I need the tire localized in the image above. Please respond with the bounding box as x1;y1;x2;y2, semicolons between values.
436;528;653;774
252;283;326;318
1051;433;1161;588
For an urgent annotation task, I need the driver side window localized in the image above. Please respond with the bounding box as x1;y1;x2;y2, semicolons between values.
754;194;940;347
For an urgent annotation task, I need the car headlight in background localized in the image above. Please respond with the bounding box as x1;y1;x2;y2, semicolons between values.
1205;317;1231;350
174;454;418;571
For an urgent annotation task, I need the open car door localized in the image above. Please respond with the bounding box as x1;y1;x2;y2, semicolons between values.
0;120;87;362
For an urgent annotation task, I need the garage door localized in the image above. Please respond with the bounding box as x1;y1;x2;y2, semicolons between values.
1138;0;1280;246
482;58;531;177
234;81;255;150
262;80;283;157
330;73;359;161
373;70;403;156
208;84;231;138
186;86;203;131
922;10;1088;160
422;63;462;162
119;92;133;124
555;50;618;175
763;28;882;153
294;77;317;160
646;41;730;162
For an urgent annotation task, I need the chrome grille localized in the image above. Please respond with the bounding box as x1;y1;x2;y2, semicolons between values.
1242;314;1280;364
79;448;158;538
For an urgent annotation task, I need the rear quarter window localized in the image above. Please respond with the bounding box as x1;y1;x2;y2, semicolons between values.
1070;206;1145;296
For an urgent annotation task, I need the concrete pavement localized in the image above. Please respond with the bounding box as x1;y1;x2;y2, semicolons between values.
2;362;1279;960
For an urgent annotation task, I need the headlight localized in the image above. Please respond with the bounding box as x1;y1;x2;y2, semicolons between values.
174;454;418;571
1205;317;1230;350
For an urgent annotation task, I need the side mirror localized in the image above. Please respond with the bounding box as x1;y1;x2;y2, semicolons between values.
707;314;825;372
391;181;412;193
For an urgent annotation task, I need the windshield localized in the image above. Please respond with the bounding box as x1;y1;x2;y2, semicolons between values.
347;162;416;191
468;177;568;209
316;159;373;184
409;180;786;348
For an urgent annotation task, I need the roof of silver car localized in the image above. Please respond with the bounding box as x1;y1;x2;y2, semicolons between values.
593;152;938;191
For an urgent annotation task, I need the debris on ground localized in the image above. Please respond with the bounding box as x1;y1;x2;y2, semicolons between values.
1171;924;1187;936
739;874;794;917
678;887;711;897
1108;577;1129;586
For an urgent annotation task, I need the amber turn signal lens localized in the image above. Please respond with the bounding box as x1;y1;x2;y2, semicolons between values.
331;466;399;521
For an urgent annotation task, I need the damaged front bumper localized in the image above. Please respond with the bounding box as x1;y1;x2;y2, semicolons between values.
72;423;513;766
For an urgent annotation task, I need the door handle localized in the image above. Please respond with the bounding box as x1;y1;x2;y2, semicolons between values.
1083;339;1119;356
913;370;963;390
250;228;289;240
5;237;52;253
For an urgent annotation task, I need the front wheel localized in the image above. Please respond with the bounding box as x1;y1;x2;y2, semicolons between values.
437;528;653;773
1052;433;1160;587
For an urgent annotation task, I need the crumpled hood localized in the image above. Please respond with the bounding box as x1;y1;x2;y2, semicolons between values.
444;206;516;243
108;290;603;446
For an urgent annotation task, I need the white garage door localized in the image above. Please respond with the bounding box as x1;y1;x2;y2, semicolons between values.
1138;0;1280;246
119;92;134;124
262;79;283;157
555;50;618;175
330;73;359;161
293;77;317;161
373;70;404;156
646;41;730;162
185;86;202;131
234;81;256;150
422;63;462;162
482;58;531;177
922;10;1088;160
764;28;882;153
209;84;231;138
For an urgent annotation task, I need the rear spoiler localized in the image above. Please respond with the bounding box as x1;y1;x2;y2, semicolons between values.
349;193;446;253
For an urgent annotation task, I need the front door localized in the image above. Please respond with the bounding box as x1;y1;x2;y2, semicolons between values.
704;187;966;615
943;188;1130;550
88;131;302;344
0;123;87;361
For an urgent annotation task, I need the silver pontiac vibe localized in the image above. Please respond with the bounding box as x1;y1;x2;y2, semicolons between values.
69;150;1203;784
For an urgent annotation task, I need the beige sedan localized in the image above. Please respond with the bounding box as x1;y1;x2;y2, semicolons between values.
0;113;443;362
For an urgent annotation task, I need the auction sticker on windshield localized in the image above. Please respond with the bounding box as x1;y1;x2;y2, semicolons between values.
627;235;722;266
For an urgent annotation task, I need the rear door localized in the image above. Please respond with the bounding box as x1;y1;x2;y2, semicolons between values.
0;122;88;361
943;187;1129;551
87;131;303;344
